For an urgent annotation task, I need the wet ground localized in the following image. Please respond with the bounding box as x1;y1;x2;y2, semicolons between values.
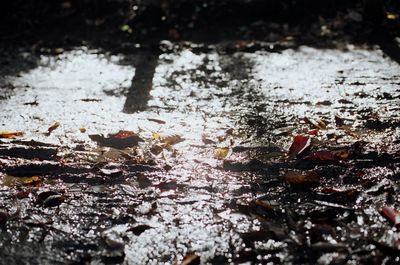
0;33;400;264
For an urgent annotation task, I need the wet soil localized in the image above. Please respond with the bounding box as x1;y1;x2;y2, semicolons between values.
1;2;400;265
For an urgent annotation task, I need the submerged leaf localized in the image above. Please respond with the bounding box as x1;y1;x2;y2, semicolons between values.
285;171;320;187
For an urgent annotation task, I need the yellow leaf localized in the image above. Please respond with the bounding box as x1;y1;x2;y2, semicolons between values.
387;13;398;20
0;131;23;138
152;132;161;140
79;127;86;133
214;147;230;160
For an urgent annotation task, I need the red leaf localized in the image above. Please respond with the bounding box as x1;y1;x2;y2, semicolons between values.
308;129;319;136
113;130;138;139
380;206;400;227
288;135;311;158
305;150;350;161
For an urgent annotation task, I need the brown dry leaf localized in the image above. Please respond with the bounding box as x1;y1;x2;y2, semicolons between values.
161;134;184;145
153;133;184;146
21;176;43;187
79;127;86;133
180;254;200;265
147;118;166;124
0;131;23;139
304;117;327;130
255;199;273;210
46;121;60;136
89;130;142;149
150;144;163;155
285;171;320;187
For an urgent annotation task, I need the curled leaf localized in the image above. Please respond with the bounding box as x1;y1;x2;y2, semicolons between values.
180;254;200;265
0;131;23;139
380;206;400;227
46;122;60;136
287;135;311;158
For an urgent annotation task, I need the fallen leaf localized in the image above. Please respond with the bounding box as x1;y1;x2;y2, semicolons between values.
150;144;164;155
46;122;60;136
308;129;319;136
285;171;320;187
128;224;152;236
255;199;274;210
89;130;142;149
304;117;327;130
214;147;231;160
287;135;311;158
180;254;200;265
335;115;345;127
380;206;400;227
0;132;24;139
0;211;9;225
79;127;86;133
202;136;216;145
37;191;65;207
21;175;43;187
160;134;185;145
147;118;166;124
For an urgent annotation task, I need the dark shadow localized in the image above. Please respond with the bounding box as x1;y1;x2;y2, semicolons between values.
123;49;160;113
0;0;399;112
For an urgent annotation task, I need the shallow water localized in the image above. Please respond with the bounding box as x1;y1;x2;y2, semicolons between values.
0;43;399;264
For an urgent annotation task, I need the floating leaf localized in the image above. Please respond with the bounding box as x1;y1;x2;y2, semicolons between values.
0;131;23;139
214;147;231;160
89;130;142;149
287;135;311;158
